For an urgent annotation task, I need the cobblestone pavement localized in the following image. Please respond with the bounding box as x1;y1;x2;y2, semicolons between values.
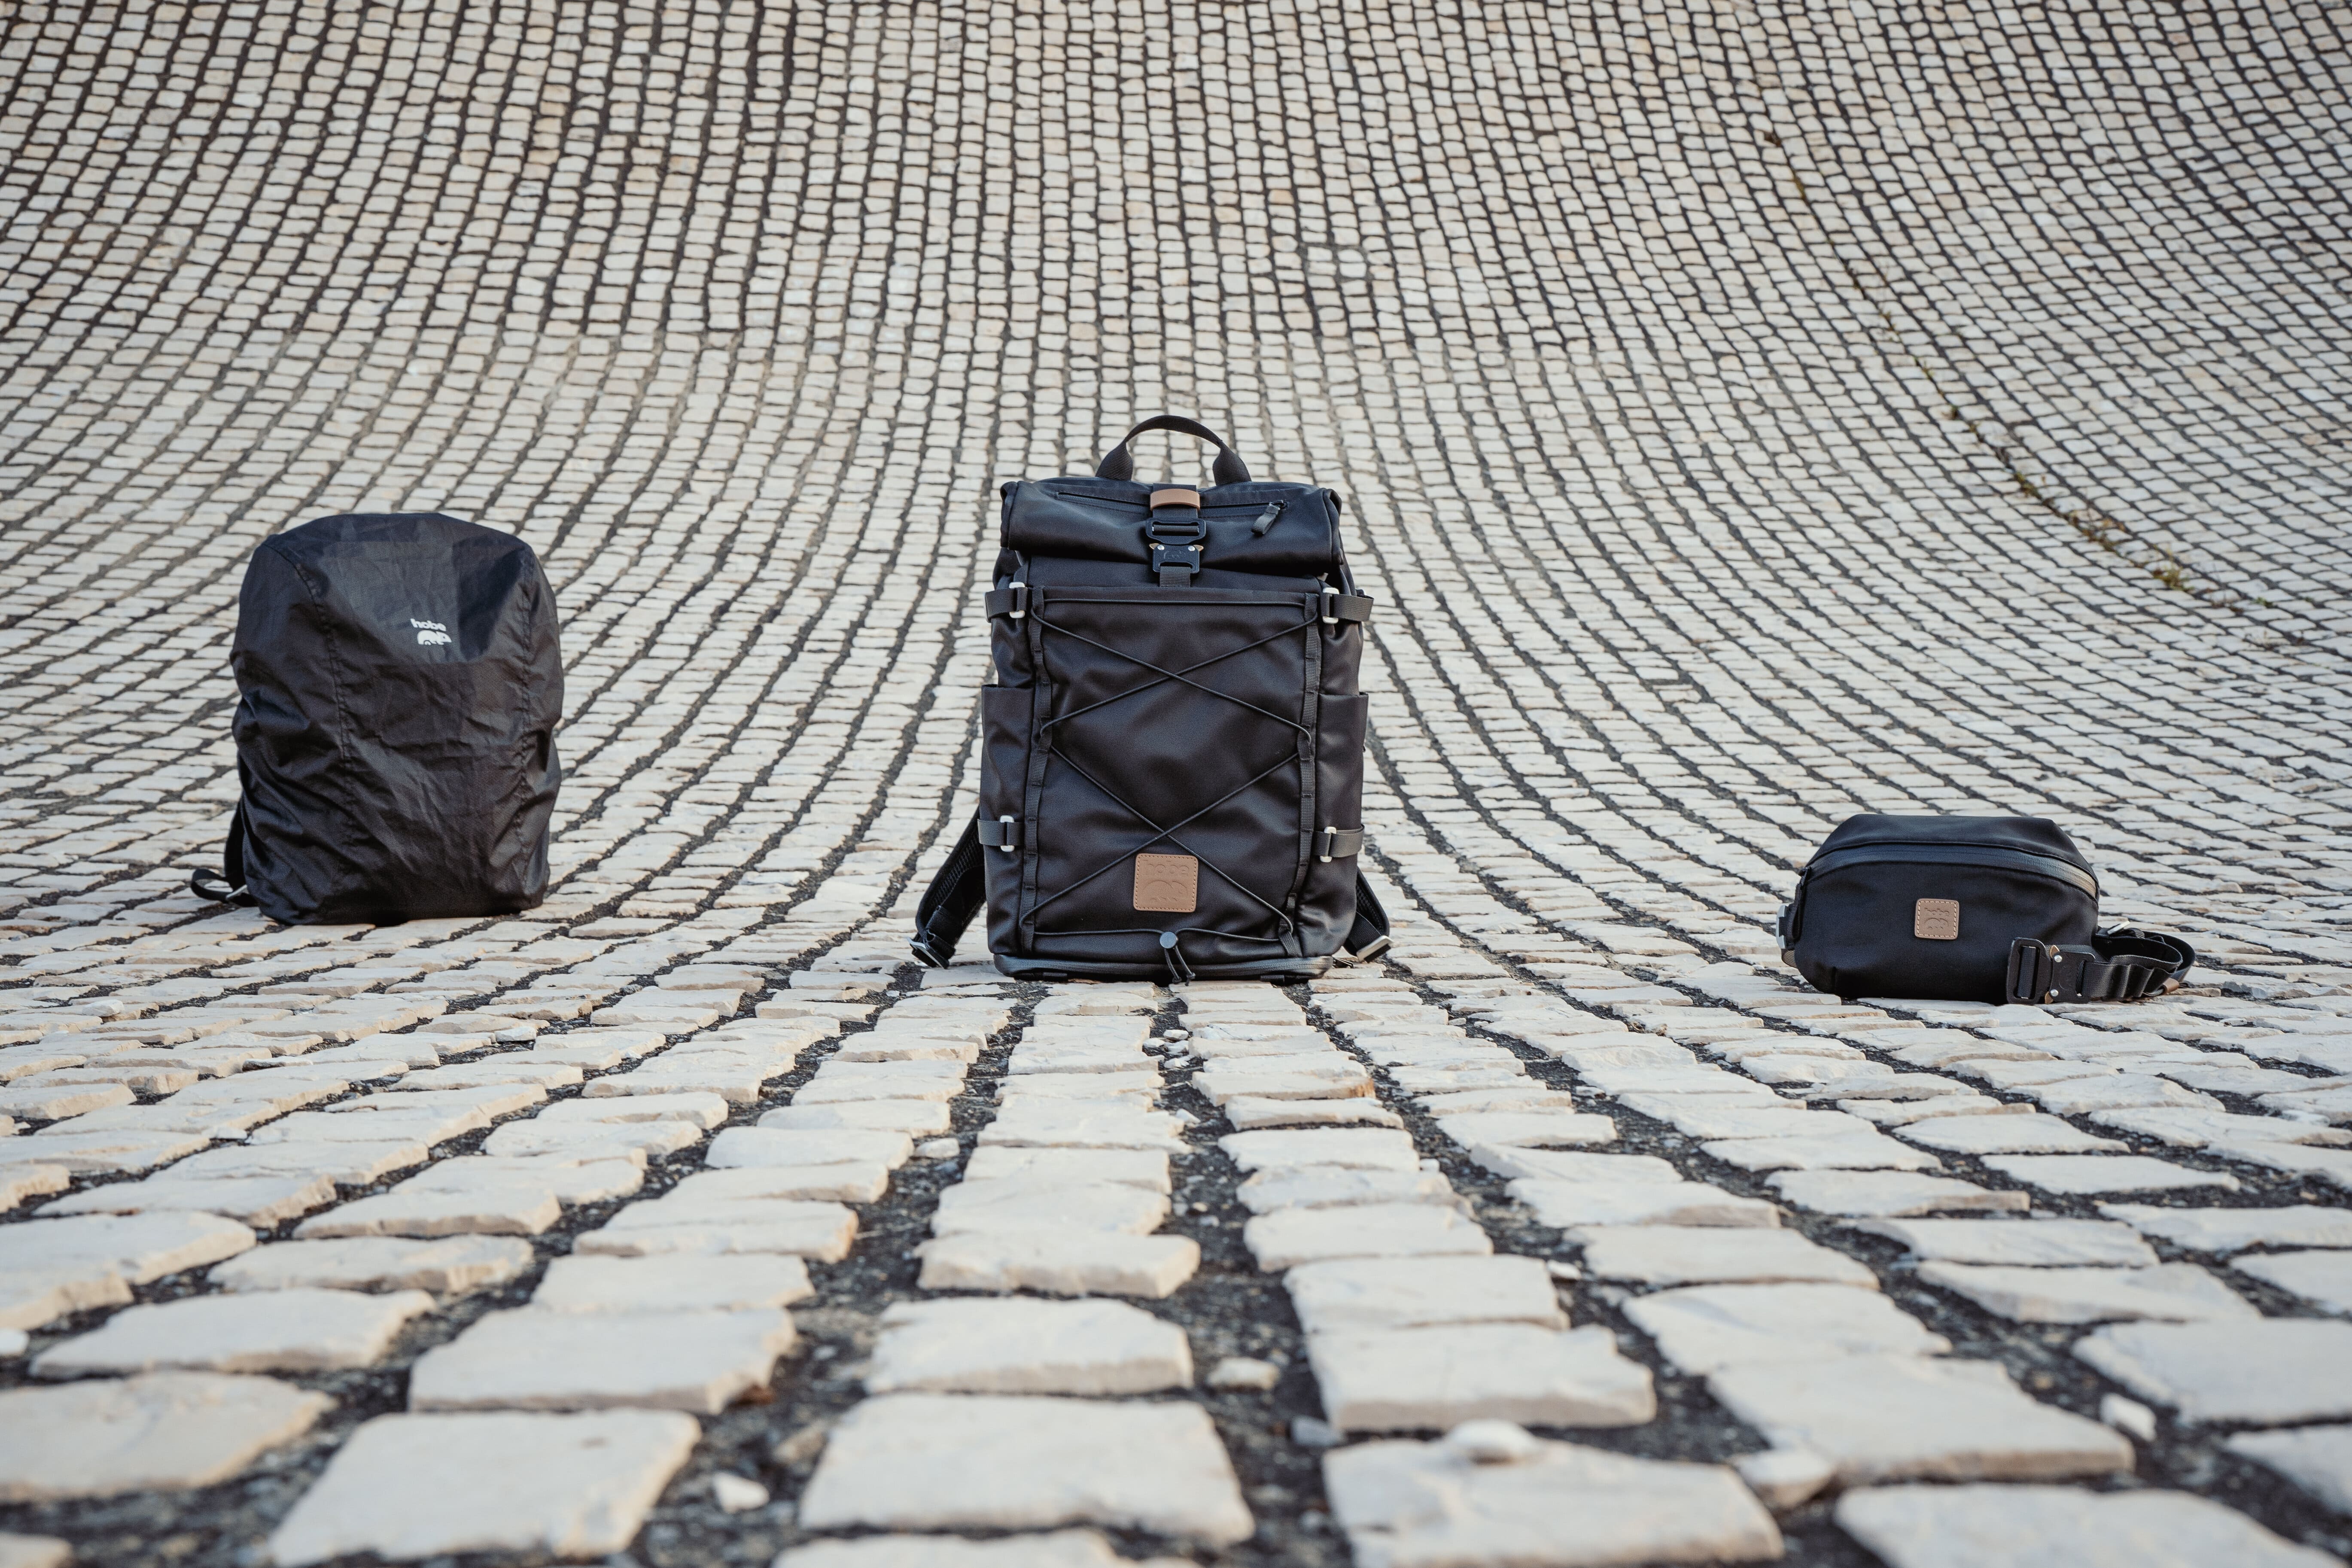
2;3;2349;1565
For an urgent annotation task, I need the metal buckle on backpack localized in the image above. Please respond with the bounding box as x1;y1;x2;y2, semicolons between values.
1008;582;1028;620
1321;585;1341;624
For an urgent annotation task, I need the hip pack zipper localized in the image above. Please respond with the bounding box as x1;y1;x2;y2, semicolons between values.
1802;843;2098;899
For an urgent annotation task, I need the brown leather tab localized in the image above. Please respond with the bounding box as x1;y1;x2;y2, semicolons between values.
1914;898;1960;941
1148;488;1202;511
1133;853;1199;913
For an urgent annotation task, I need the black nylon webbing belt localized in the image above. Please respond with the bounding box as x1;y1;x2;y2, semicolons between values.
2004;928;2197;1005
907;810;1394;968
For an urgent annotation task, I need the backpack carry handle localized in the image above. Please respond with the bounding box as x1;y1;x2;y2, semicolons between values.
1096;416;1251;487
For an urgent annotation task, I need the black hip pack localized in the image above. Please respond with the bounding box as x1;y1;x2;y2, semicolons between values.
1776;814;2194;1005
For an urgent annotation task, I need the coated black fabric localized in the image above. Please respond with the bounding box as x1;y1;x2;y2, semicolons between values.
199;512;563;924
1780;813;2187;1004
914;418;1377;980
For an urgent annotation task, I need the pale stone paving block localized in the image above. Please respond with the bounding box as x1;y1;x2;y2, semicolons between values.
173;1138;432;1187
1468;1146;1683;1184
1308;1324;1656;1432
932;1179;1170;1237
706;1125;914;1169
0;1130;212;1175
0;1165;70;1213
1244;1203;1495;1270
1573;1227;1879;1287
797;1075;962;1105
1979;1154;2241;1194
1220;1127;1420;1172
265;1410;700;1567
0;1534;70;1568
0;1373;333;1501
1766;1170;2029;1216
586;1198;858;1260
531;1254;813;1312
0;1212;256;1291
1195;1062;1374;1103
2101;1203;2352;1253
1847;1217;2157;1266
963;1146;1170;1192
917;1231;1201;1298
667;1163;890;1204
1285;1255;1567;1334
1920;1261;2259;1324
396;1154;645;1202
1325;1433;1783;1568
1432;1109;1619;1149
294;1185;562;1239
2230;1250;2352;1312
977;1103;1190;1151
1833;1483;2338;1568
1898;1114;2127;1155
1701;1131;1949;1172
0;1081;133;1120
1238;1167;1461;1213
38;1172;336;1224
775;1532;1133;1568
33;1288;436;1375
1625;1283;1952;1374
2228;1425;2352;1517
761;1099;953;1135
1223;1095;1405;1130
210;1236;534;1295
1510;1177;1780;1230
865;1298;1192;1394
534;1091;730;1129
1412;1087;1583;1116
1709;1355;2133;1483
797;1393;1253;1544
409;1308;795;1414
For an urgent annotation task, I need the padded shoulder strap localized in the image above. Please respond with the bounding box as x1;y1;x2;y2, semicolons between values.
189;801;256;906
1344;872;1393;962
909;815;988;968
1096;416;1251;487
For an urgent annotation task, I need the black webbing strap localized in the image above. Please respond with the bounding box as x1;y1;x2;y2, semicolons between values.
910;814;988;968
2005;928;2197;1005
1319;826;1366;861
188;801;255;906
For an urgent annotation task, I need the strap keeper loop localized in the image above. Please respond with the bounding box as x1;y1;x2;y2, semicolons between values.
1318;826;1366;862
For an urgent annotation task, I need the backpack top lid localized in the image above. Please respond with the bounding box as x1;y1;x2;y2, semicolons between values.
243;512;549;664
1813;813;2092;874
999;477;1347;582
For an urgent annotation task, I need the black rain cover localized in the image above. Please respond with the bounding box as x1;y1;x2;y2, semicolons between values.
230;512;563;923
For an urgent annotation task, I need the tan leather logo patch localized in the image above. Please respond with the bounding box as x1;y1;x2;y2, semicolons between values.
1133;853;1199;913
1914;898;1960;941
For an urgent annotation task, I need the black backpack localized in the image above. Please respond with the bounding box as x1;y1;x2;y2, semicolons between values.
1777;813;2194;1005
910;417;1390;981
191;512;564;924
